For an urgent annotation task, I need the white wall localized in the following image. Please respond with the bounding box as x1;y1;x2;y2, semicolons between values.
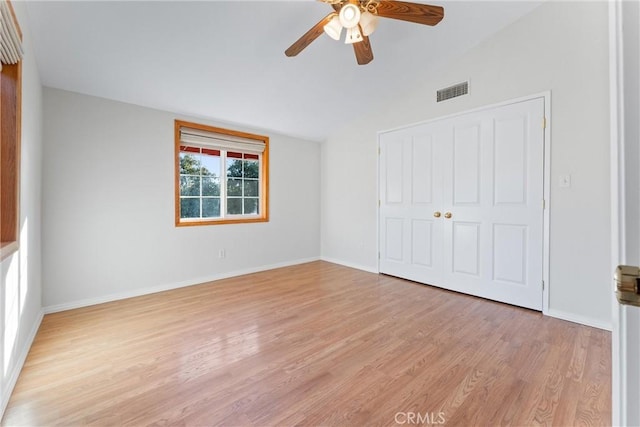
321;1;612;328
42;89;320;310
0;1;44;414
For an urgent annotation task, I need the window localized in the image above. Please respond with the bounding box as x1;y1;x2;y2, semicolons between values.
0;0;22;260
174;120;269;226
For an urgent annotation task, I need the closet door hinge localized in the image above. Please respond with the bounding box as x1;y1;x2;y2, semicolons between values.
542;280;545;290
542;117;547;129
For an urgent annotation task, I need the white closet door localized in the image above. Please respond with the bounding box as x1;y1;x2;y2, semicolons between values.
379;124;446;285
379;97;545;310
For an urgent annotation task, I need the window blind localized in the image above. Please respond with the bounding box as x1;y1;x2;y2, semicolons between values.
180;127;266;155
0;0;23;68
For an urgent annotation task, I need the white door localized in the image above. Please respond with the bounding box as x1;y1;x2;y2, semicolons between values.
379;97;545;310
378;123;446;286
611;0;640;424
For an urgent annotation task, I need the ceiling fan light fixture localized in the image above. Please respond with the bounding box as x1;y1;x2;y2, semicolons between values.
344;25;363;44
339;3;361;29
284;0;445;65
359;11;379;36
323;14;342;40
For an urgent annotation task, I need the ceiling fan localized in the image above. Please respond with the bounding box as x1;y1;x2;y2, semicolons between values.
285;0;444;65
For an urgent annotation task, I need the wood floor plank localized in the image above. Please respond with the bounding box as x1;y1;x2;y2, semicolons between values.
1;261;611;426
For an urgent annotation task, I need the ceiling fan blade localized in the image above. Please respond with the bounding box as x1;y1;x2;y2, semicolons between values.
376;0;444;26
353;31;374;65
285;13;335;57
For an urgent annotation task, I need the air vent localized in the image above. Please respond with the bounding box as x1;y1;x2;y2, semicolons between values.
437;81;469;102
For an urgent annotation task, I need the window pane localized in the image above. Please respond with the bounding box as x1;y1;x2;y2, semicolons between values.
227;178;242;196
244;180;259;197
227;158;243;178
202;198;221;218
201;154;220;177
202;177;220;197
244;160;259;179
180;198;200;218
180;153;202;175
227;198;242;215
244;198;259;215
180;176;200;197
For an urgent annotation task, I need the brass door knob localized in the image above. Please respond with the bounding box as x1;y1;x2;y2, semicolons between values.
433;211;441;218
444;212;452;219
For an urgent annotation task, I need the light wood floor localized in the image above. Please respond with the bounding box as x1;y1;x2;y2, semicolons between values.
3;261;610;426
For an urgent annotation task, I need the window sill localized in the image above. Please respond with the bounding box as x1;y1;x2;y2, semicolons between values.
176;216;268;227
0;241;19;261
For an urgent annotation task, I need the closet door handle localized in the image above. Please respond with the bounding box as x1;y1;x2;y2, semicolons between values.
444;212;452;219
433;211;441;218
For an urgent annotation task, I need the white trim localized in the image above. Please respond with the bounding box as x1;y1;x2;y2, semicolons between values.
610;0;626;267
1;309;44;417
44;257;320;314
546;308;613;332
321;256;379;274
0;241;19;262
609;0;625;424
542;93;551;315
377;92;551;315
378;92;551;137
376;134;381;274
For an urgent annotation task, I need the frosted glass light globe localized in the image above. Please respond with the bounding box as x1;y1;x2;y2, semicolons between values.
339;3;361;29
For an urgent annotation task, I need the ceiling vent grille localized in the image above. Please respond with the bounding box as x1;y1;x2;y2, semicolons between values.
437;81;468;102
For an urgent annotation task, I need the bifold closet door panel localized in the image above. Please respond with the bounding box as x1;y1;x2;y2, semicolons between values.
379;125;446;285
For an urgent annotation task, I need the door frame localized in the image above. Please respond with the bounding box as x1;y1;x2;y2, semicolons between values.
608;0;639;423
609;1;622;422
377;92;552;314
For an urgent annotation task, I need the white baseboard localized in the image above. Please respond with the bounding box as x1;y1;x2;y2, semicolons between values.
1;309;44;417
546;308;612;331
44;257;321;314
320;256;379;274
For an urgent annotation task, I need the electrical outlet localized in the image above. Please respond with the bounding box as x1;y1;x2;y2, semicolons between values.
219;249;226;259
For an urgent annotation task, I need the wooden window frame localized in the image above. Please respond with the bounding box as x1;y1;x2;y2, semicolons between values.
0;0;22;260
174;120;269;226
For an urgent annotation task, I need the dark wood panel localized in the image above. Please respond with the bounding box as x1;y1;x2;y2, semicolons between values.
1;62;21;250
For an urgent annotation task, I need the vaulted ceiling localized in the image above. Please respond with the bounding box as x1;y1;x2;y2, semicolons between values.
25;1;542;141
